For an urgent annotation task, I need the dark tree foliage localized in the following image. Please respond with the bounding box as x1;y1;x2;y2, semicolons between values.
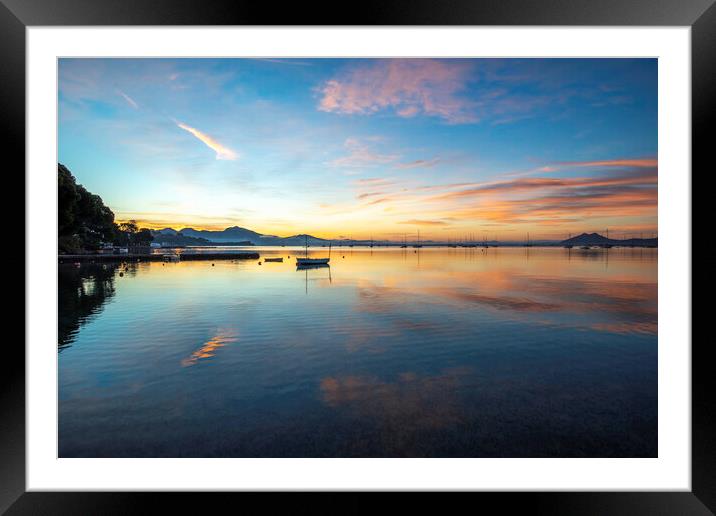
58;164;153;253
135;228;154;244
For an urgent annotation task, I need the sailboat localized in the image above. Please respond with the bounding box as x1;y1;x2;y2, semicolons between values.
400;234;408;248
602;228;613;248
296;235;330;266
412;229;423;248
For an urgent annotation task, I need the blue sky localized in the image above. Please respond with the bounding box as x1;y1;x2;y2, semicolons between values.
58;58;657;240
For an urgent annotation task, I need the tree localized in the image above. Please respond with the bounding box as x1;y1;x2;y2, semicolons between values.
118;220;138;235
58;164;117;253
58;164;154;253
135;228;153;244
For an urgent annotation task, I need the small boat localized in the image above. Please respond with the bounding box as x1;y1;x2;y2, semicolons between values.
296;257;330;265
296;235;330;266
264;257;283;263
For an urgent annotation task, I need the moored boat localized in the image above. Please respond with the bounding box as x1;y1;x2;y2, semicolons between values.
296;257;329;265
296;235;330;266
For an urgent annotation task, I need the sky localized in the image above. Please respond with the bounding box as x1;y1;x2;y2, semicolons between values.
58;58;657;241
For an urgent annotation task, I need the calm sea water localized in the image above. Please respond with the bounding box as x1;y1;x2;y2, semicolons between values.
58;247;657;457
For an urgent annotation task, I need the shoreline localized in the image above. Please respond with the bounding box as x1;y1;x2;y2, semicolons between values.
59;252;260;263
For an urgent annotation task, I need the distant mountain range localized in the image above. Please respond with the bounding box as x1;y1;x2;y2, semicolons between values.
152;226;329;246
151;227;658;247
560;232;658;247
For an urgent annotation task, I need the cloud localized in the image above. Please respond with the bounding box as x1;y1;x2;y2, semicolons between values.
396;158;440;169
328;138;398;167
398;219;449;226
556;158;658;168
354;178;396;187
357;191;385;200
317;59;477;123
117;89;138;109
176;121;238;160
315;59;572;126
431;164;657;201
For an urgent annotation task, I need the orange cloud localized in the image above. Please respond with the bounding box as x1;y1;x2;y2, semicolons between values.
398;219;449;226
557;158;657;168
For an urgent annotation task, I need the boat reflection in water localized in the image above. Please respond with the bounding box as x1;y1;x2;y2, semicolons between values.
297;261;331;294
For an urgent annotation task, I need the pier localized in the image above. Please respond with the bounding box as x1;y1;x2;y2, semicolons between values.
59;252;260;263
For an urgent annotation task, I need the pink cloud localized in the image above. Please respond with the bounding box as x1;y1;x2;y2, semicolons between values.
317;59;477;123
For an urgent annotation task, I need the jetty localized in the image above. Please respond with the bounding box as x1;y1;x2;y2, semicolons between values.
59;252;260;264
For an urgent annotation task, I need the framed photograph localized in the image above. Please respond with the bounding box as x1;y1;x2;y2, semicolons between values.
7;0;712;512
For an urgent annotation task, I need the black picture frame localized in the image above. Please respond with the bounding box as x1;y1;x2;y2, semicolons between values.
5;0;712;513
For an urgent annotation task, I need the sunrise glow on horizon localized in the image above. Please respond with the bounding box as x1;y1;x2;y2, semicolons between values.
58;58;657;240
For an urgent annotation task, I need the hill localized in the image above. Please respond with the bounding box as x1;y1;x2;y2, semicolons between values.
560;232;657;247
171;226;327;246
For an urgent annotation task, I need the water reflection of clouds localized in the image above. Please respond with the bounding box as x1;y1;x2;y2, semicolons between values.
347;268;656;336
181;329;239;367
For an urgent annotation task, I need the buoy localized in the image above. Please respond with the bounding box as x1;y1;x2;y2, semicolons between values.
119;272;124;277
258;262;262;265
212;263;215;266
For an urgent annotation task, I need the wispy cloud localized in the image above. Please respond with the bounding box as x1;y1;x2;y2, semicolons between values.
357;191;385;200
328;138;398;167
398;219;450;226
428;162;658;226
354;178;396;187
396;158;440;170
117;89;138;109
556;158;657;168
176;121;238;160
